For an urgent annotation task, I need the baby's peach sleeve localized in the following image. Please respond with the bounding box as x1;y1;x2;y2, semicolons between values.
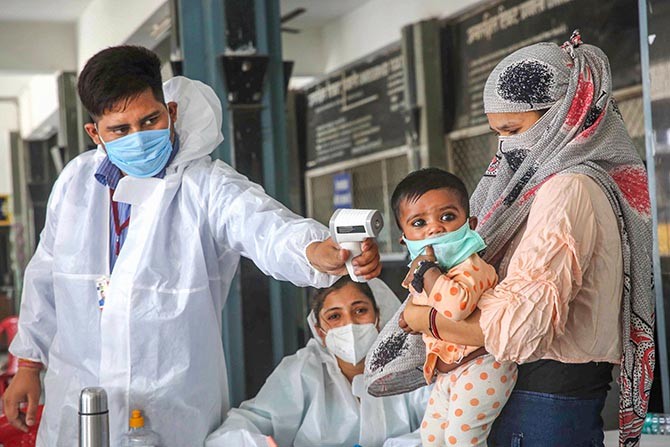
412;254;497;321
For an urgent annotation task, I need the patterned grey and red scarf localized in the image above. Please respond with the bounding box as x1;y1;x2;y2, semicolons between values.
471;32;654;447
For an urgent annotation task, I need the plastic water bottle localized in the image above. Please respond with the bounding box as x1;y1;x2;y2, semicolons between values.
121;410;161;447
642;412;670;435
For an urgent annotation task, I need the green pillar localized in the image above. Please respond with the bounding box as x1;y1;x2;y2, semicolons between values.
176;0;244;406
254;0;300;365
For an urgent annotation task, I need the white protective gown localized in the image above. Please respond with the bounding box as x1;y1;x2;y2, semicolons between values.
205;279;431;447
9;76;337;447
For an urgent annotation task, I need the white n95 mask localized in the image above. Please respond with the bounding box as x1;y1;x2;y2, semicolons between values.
324;323;378;365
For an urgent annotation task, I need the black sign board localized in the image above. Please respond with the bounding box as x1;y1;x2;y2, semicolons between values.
305;45;405;169
448;0;641;130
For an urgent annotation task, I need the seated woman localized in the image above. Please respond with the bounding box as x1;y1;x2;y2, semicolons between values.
205;277;430;447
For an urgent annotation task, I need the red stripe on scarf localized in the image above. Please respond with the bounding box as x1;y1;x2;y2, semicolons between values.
619;324;654;444
630;325;655;395
480;197;503;227
609;165;651;217
619;409;644;445
575;108;606;142
564;70;594;129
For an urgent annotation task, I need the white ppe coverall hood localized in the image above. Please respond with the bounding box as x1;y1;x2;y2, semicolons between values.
10;76;335;446
205;279;431;447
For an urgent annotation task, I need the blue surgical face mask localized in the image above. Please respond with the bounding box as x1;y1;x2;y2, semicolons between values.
402;221;486;271
97;112;173;178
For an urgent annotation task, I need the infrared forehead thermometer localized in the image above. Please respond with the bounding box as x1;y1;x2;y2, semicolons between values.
329;209;384;282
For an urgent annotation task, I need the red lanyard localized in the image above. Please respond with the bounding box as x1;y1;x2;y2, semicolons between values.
109;189;130;255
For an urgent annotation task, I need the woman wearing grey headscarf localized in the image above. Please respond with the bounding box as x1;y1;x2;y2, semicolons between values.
402;32;653;447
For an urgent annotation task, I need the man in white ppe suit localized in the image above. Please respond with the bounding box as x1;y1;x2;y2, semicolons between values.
2;45;380;446
205;278;430;447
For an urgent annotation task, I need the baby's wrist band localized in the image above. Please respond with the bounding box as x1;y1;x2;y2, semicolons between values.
411;260;440;293
428;307;441;340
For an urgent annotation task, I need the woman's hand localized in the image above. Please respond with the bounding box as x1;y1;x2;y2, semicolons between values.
399;297;431;335
398;308;421;335
401;246;436;289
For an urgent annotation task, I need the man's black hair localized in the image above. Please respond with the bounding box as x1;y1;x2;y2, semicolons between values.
391;167;470;229
77;45;164;119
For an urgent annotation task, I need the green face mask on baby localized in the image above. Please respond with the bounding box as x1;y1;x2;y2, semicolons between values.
402;222;487;270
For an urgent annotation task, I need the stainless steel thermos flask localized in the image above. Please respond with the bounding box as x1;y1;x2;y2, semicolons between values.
79;387;110;447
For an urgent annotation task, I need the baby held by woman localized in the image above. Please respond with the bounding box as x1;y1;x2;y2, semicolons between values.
394;168;516;447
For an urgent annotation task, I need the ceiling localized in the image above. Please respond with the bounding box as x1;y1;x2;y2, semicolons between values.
0;0;366;26
0;0;367;98
279;0;365;29
0;0;93;22
0;0;365;26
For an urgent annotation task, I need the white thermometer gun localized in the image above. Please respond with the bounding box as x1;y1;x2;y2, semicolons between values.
329;209;384;282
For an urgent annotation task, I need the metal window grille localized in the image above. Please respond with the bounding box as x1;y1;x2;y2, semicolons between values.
448;131;497;195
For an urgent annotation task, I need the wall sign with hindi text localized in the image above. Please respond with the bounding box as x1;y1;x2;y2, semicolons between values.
447;0;640;129
304;45;406;169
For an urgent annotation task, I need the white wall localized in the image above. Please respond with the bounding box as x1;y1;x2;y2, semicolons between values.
0;75;32;98
0;102;19;132
77;0;167;69
0;102;17;197
0;21;77;72
318;0;486;73
18;74;60;140
0;0;169;143
282;27;325;77
0;131;13;195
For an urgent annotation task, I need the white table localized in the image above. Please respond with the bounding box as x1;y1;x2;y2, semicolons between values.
604;430;670;446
